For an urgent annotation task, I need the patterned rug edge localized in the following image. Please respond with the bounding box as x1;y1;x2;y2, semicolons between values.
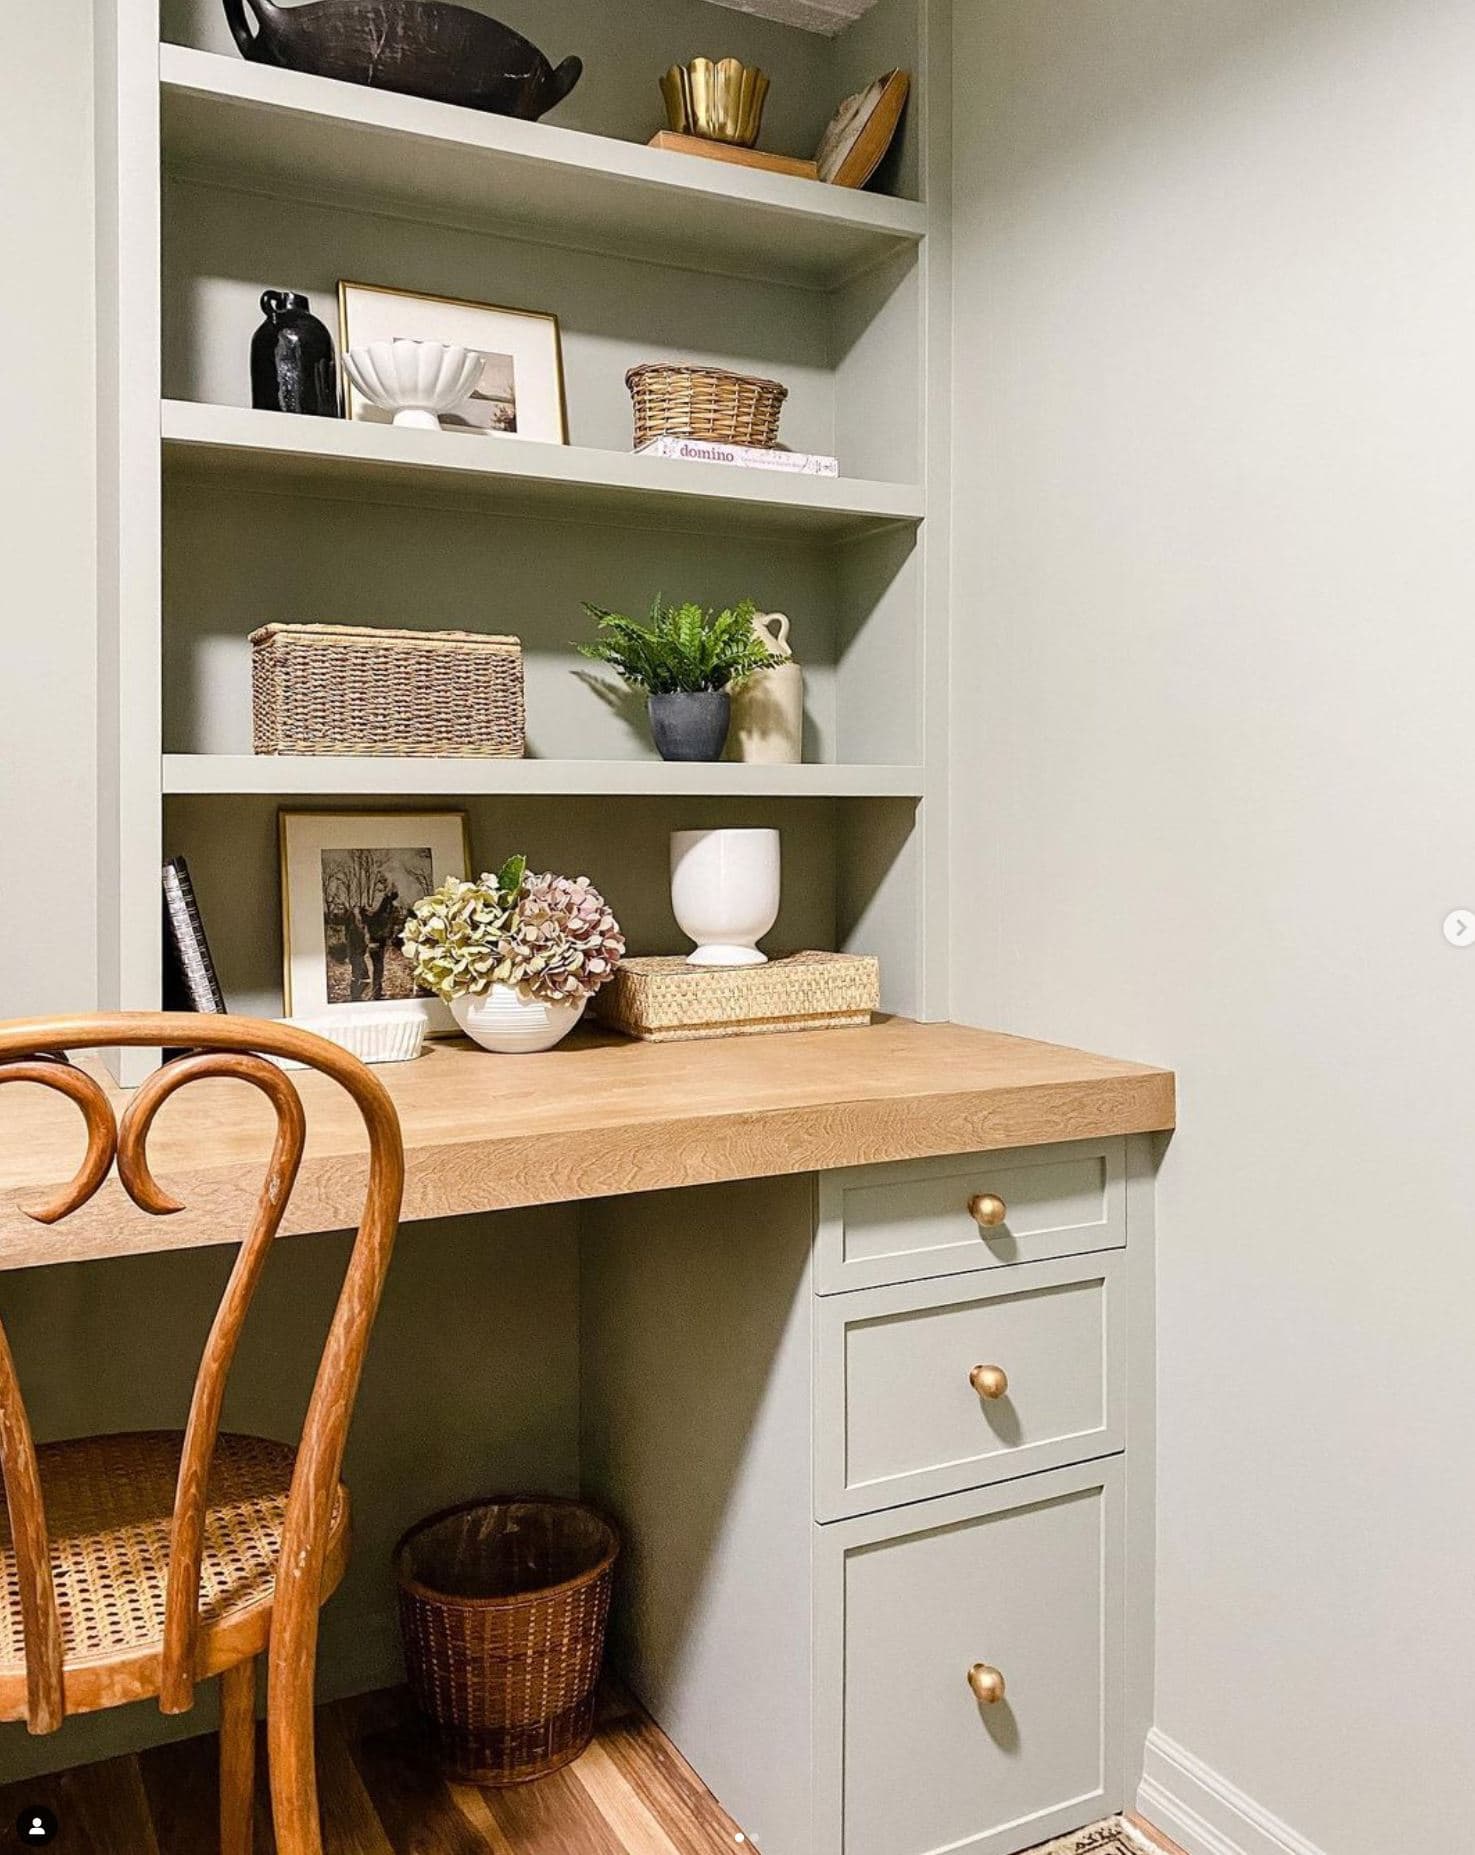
1026;1817;1161;1855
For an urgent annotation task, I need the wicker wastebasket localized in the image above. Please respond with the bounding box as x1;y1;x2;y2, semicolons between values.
395;1497;619;1784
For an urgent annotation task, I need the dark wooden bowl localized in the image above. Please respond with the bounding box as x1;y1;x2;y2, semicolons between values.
222;0;583;120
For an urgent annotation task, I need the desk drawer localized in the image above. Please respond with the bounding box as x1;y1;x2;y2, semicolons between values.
815;1253;1123;1520
827;1461;1123;1855
816;1139;1125;1295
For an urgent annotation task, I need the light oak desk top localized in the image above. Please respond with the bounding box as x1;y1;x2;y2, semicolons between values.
0;1019;1174;1270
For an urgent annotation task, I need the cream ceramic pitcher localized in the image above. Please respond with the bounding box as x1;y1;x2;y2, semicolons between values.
730;612;805;764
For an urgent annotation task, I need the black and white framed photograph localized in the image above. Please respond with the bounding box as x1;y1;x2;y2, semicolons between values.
279;810;470;1034
338;280;568;443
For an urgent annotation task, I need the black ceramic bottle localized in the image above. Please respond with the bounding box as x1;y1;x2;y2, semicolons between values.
251;290;340;416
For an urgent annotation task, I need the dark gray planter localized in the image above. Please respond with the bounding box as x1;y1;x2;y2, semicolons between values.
648;691;731;762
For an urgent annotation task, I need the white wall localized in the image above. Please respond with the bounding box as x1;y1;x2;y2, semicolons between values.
950;4;1475;1852
0;0;96;1016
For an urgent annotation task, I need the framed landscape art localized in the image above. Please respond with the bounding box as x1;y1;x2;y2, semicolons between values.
338;281;568;443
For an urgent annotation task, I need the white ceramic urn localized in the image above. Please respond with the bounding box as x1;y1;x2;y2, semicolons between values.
670;827;781;967
451;985;586;1053
729;612;804;765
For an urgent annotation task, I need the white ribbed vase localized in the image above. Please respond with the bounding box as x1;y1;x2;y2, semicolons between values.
450;985;586;1054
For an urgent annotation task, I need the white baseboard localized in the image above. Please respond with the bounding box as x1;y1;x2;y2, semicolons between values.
1137;1730;1328;1855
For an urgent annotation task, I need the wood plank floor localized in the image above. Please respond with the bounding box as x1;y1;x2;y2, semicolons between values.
0;1684;752;1853
1126;1816;1190;1855
0;1689;1192;1855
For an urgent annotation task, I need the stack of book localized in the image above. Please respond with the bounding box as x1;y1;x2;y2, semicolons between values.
637;435;840;477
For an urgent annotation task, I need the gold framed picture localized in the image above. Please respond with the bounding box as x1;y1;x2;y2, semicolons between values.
279;809;471;1034
338;280;569;444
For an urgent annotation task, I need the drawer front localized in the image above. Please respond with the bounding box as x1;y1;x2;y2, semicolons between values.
816;1139;1125;1295
815;1253;1124;1520
825;1462;1123;1855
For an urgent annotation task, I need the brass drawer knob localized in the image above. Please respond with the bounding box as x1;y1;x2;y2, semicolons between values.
968;1192;1007;1228
969;1364;1009;1401
968;1662;1006;1706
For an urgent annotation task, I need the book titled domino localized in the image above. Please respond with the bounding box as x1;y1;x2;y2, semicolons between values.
637;436;841;477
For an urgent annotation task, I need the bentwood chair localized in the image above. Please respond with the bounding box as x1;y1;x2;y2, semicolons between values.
0;1014;405;1855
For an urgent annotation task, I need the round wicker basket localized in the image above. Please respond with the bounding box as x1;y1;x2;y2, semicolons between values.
626;363;788;450
395;1496;620;1785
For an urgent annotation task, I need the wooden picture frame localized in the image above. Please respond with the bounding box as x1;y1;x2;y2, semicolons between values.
338;280;569;444
279;810;471;1034
815;69;910;190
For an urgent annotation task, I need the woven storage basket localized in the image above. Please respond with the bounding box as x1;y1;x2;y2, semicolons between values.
396;1497;619;1785
598;950;880;1043
250;624;524;758
627;363;788;450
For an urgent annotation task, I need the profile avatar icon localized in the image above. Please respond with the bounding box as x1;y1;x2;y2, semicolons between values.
17;1804;57;1843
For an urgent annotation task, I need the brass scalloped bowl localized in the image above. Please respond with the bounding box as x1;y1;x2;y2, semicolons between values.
661;57;771;148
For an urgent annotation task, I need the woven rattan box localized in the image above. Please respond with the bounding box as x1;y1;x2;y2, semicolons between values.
250;623;525;758
598;951;880;1042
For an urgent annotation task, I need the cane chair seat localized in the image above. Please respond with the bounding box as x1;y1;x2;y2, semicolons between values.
0;1430;350;1720
0;1015;403;1851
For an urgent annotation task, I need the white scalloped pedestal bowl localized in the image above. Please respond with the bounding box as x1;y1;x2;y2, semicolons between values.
451;985;586;1054
343;339;486;431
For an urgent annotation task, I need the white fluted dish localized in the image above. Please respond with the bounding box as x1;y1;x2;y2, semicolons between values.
344;339;486;432
451;986;586;1054
271;1012;427;1069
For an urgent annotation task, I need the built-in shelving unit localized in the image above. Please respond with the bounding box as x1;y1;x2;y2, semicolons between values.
162;756;926;798
159;44;928;288
162;399;925;538
96;0;952;1082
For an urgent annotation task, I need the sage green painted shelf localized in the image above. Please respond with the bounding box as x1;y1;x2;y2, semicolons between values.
159;45;929;289
97;2;949;1085
161;401;926;538
161;757;927;799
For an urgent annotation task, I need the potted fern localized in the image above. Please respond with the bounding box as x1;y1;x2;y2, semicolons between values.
578;597;786;761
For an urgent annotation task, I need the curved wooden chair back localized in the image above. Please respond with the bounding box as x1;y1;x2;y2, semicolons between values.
0;1012;404;1851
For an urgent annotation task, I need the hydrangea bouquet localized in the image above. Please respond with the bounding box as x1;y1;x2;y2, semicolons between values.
402;856;625;1010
